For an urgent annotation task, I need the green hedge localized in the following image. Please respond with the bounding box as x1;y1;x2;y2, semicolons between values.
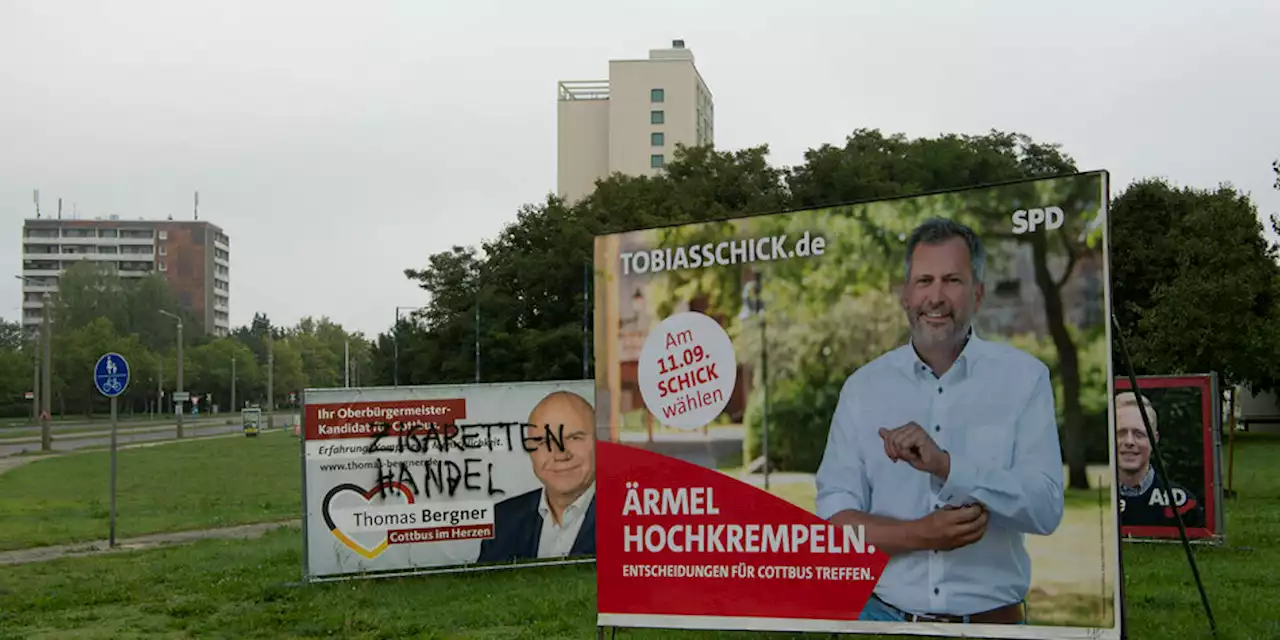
742;368;843;473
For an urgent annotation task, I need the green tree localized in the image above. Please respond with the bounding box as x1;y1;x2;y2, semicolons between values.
0;319;28;351
49;262;130;332
0;320;34;417
188;338;261;411
230;312;275;365
50;318;158;416
284;316;371;388
270;338;306;406
126;274;194;352
400;246;484;383
1110;179;1280;394
393;145;789;385
49;262;195;354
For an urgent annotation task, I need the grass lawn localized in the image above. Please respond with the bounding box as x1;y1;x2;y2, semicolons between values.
0;434;1277;638
0;430;300;551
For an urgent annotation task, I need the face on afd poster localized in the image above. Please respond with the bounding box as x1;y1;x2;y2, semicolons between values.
591;171;1123;639
1114;374;1224;542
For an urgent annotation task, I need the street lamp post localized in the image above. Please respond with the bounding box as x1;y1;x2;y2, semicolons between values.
267;332;274;429
740;273;770;490
39;291;50;450
15;275;52;451
231;355;236;411
159;310;184;439
29;329;39;423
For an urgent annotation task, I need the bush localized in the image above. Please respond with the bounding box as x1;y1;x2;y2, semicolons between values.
742;368;844;473
736;290;907;473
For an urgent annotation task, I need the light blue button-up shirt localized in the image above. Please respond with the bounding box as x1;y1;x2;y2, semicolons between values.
815;331;1065;616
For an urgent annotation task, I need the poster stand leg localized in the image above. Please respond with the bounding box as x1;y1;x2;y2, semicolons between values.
1112;313;1216;635
1225;389;1238;499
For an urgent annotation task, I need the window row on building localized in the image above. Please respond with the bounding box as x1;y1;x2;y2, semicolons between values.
651;87;666;169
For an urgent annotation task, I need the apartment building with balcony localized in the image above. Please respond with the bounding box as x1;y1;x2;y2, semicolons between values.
20;217;231;336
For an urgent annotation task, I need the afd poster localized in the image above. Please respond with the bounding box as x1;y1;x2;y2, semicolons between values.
1114;374;1225;542
301;380;597;582
592;172;1123;638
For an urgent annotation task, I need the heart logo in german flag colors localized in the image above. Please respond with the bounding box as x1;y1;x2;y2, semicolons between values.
321;481;416;559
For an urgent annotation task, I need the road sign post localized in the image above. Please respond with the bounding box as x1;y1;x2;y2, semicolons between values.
94;352;130;548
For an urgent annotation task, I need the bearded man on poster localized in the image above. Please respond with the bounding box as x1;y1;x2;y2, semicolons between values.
815;217;1066;625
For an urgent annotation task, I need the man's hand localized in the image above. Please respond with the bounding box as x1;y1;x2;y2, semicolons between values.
912;504;989;551
879;422;950;479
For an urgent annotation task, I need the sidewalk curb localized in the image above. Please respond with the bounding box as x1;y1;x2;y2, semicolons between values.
0;422;241;446
0;429;289;474
0;519;301;566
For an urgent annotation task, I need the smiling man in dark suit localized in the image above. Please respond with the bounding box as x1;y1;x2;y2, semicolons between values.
478;390;597;563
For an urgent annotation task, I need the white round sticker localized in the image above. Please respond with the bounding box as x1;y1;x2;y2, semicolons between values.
637;311;737;430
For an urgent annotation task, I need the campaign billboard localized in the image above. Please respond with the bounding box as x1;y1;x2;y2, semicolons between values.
592;171;1123;638
301;380;597;582
1114;374;1224;542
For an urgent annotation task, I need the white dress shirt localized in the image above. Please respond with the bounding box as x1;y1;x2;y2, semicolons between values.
537;482;596;559
815;331;1065;616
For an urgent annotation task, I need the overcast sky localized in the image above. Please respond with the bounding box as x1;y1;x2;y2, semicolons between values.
2;0;1277;339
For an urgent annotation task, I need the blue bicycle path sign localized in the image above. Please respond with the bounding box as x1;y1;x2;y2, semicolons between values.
94;352;130;398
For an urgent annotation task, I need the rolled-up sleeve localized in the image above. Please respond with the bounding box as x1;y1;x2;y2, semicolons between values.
815;376;870;520
937;365;1065;535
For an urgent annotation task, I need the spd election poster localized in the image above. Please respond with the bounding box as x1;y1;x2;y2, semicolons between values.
591;172;1124;638
301;380;597;582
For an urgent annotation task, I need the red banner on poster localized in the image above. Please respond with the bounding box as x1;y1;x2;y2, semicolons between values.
304;399;466;441
595;442;889;620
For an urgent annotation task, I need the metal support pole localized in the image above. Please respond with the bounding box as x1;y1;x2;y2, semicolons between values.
157;358;164;420
267;333;274;429
30;331;39;423
231;356;237;410
759;273;769;491
176;319;184;438
109;395;118;546
40;292;51;451
159;309;184;437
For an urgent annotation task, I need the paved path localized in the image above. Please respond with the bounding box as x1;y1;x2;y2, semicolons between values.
1;416;231;437
0;454;55;476
1;411;293;433
0;422;252;457
0;520;300;566
0;430;255;477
